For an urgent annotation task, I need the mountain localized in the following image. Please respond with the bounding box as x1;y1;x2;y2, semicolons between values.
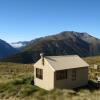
0;39;18;59
11;41;29;48
2;31;100;63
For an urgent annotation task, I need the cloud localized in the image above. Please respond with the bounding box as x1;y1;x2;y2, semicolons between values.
10;43;25;48
0;32;7;34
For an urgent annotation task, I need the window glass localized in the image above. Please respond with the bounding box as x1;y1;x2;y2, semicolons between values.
36;68;43;79
56;70;67;80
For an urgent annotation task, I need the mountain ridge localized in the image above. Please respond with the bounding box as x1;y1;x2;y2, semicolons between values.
0;39;18;59
2;31;100;63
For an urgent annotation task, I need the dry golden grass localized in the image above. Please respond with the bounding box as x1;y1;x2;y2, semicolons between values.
0;62;34;75
0;62;34;84
84;56;100;65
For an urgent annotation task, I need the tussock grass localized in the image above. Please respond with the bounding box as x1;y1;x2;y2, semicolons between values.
0;75;37;99
0;62;34;75
84;56;100;65
0;78;100;100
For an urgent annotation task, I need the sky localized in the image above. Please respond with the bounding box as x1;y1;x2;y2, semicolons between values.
0;0;100;43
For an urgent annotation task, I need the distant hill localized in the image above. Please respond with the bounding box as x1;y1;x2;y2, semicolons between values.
0;39;18;59
2;31;100;63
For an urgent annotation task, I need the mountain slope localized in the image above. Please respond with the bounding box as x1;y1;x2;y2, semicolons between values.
0;39;18;59
2;31;100;63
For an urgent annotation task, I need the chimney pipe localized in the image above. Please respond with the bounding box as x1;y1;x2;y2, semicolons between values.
40;53;44;58
40;53;44;65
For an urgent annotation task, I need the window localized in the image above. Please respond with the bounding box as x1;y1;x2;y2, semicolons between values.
72;69;76;81
36;68;43;79
56;70;67;80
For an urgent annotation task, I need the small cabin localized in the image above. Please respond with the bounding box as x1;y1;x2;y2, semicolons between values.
93;64;100;70
34;53;89;90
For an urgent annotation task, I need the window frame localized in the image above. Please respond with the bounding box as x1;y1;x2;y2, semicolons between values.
36;68;43;79
72;69;77;81
56;69;67;80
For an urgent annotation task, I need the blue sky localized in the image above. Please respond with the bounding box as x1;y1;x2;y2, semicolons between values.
0;0;100;43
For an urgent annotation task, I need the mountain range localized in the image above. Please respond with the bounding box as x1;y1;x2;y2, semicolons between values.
0;39;18;59
2;31;100;63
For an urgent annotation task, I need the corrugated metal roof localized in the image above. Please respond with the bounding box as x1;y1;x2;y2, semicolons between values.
45;55;89;71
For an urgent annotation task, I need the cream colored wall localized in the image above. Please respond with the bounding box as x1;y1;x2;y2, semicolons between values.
54;67;88;89
34;58;54;90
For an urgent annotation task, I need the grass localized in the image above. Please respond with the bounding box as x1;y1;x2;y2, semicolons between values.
0;62;34;75
84;56;100;65
0;56;100;99
0;76;100;100
0;76;47;99
0;75;37;98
